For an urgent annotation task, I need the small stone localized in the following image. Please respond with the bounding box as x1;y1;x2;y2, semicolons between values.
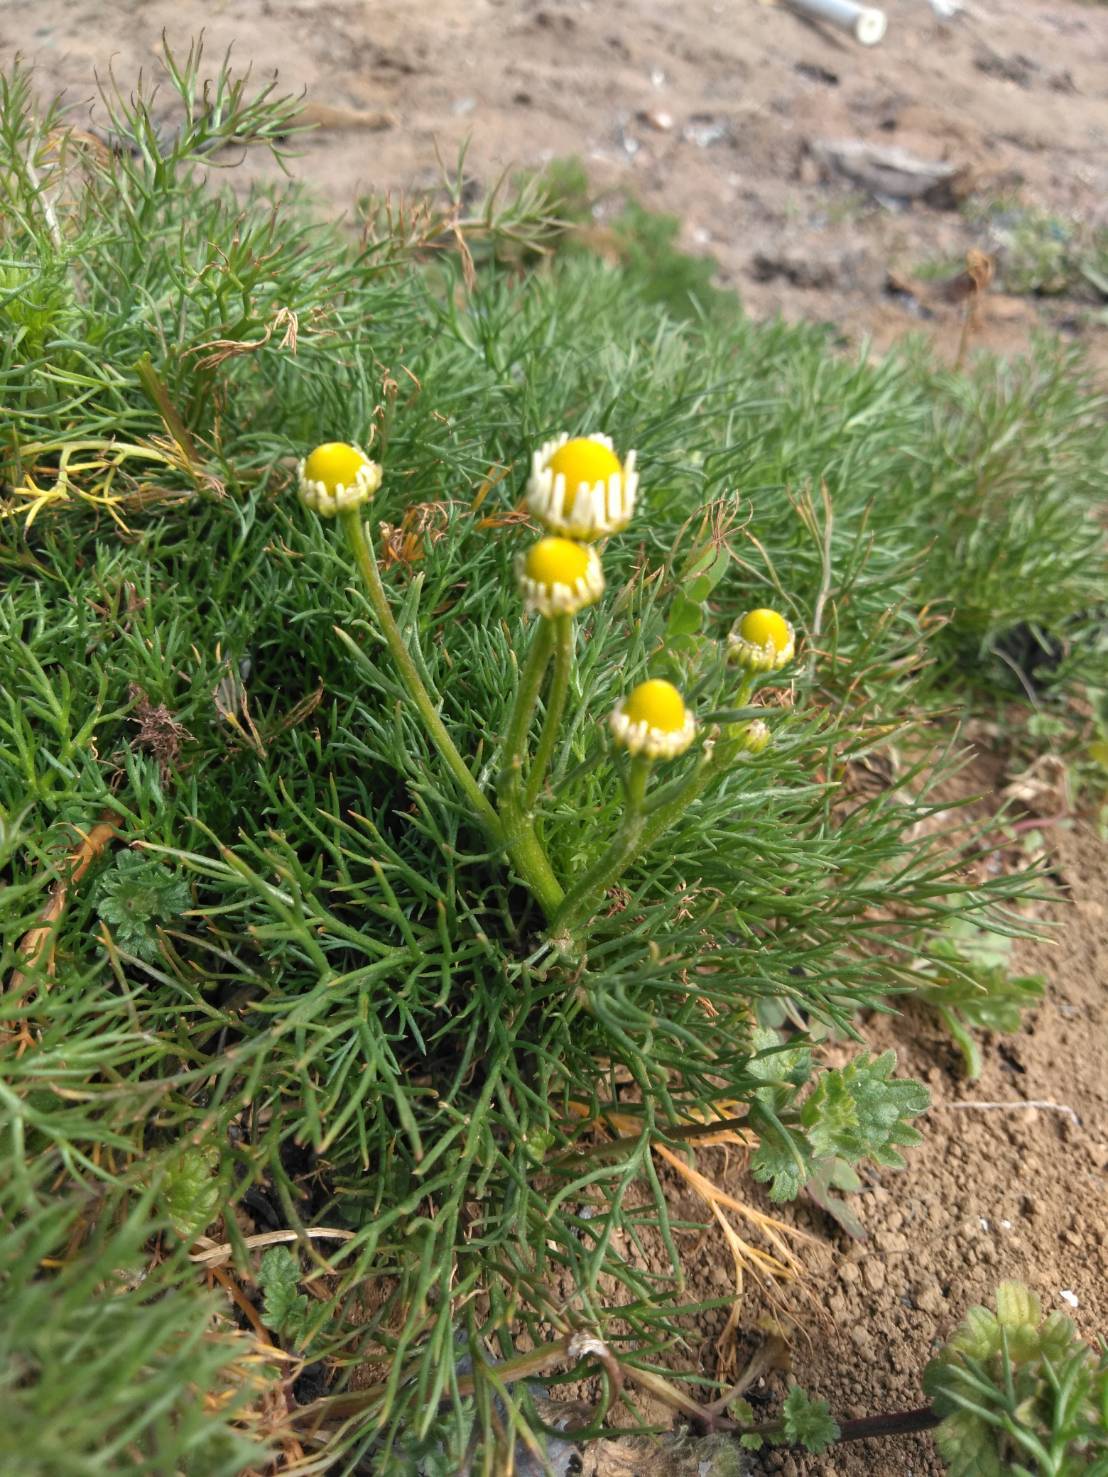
839;1262;860;1284
874;1230;908;1254
914;1281;945;1315
797;151;822;186
863;1259;887;1293
639;107;674;131
782;1459;800;1477
886;1211;905;1232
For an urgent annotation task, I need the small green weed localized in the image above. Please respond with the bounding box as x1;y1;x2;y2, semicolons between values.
257;1248;314;1352
916;909;1045;1079
726;1282;1108;1472
94;850;191;960
522;155;740;321
920;196;1108;301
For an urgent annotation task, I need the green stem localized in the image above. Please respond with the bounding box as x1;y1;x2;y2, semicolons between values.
496;620;565;918
497;619;555;812
638;756;716;853
938;1005;982;1081
524;614;574;809
549;754;653;946
340;509;502;843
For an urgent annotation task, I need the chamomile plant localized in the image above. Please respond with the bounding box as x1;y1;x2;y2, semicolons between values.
7;40;1098;1473
299;432;801;956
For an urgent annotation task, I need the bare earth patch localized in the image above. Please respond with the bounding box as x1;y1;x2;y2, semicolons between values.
11;0;1108;366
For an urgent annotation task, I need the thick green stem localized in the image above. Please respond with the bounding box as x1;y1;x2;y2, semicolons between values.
549;754;653;945
524;613;574;809
340;509;502;842
496;619;565;918
497;619;554;811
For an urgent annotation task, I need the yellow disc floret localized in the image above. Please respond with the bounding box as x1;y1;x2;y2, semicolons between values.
739;609;790;652
526;431;638;540
548;439;623;517
728;606;796;672
304;443;370;491
517;536;604;618
610;679;696;760
622;679;688;733
524;537;591;588
298;441;382;517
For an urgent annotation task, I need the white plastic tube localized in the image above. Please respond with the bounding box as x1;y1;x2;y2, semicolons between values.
786;0;888;44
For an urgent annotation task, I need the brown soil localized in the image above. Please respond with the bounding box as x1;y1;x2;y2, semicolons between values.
7;5;1107;1472
575;754;1108;1477
756;793;1108;1475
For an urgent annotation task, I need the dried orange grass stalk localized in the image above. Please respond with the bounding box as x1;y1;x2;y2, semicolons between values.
6;811;118;1010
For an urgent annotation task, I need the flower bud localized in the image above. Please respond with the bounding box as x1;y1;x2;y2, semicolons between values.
610;679;696;760
526;433;637;541
516;536;605;618
727;608;795;673
298;442;382;517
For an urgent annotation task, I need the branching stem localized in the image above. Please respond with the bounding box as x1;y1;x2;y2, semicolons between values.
496;618;565;917
342;514;565;918
549;754;653;947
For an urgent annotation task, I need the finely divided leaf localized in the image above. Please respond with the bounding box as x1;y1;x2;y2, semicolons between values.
781;1386;840;1454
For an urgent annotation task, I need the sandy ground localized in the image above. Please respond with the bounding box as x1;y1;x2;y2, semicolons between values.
11;0;1108;364
6;3;1108;1472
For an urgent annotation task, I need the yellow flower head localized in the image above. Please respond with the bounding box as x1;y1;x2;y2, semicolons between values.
516;536;604;618
728;607;795;673
298;441;382;517
610;679;696;760
526;432;637;540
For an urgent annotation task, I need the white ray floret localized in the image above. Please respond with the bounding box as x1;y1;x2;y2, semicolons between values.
516;538;605;619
